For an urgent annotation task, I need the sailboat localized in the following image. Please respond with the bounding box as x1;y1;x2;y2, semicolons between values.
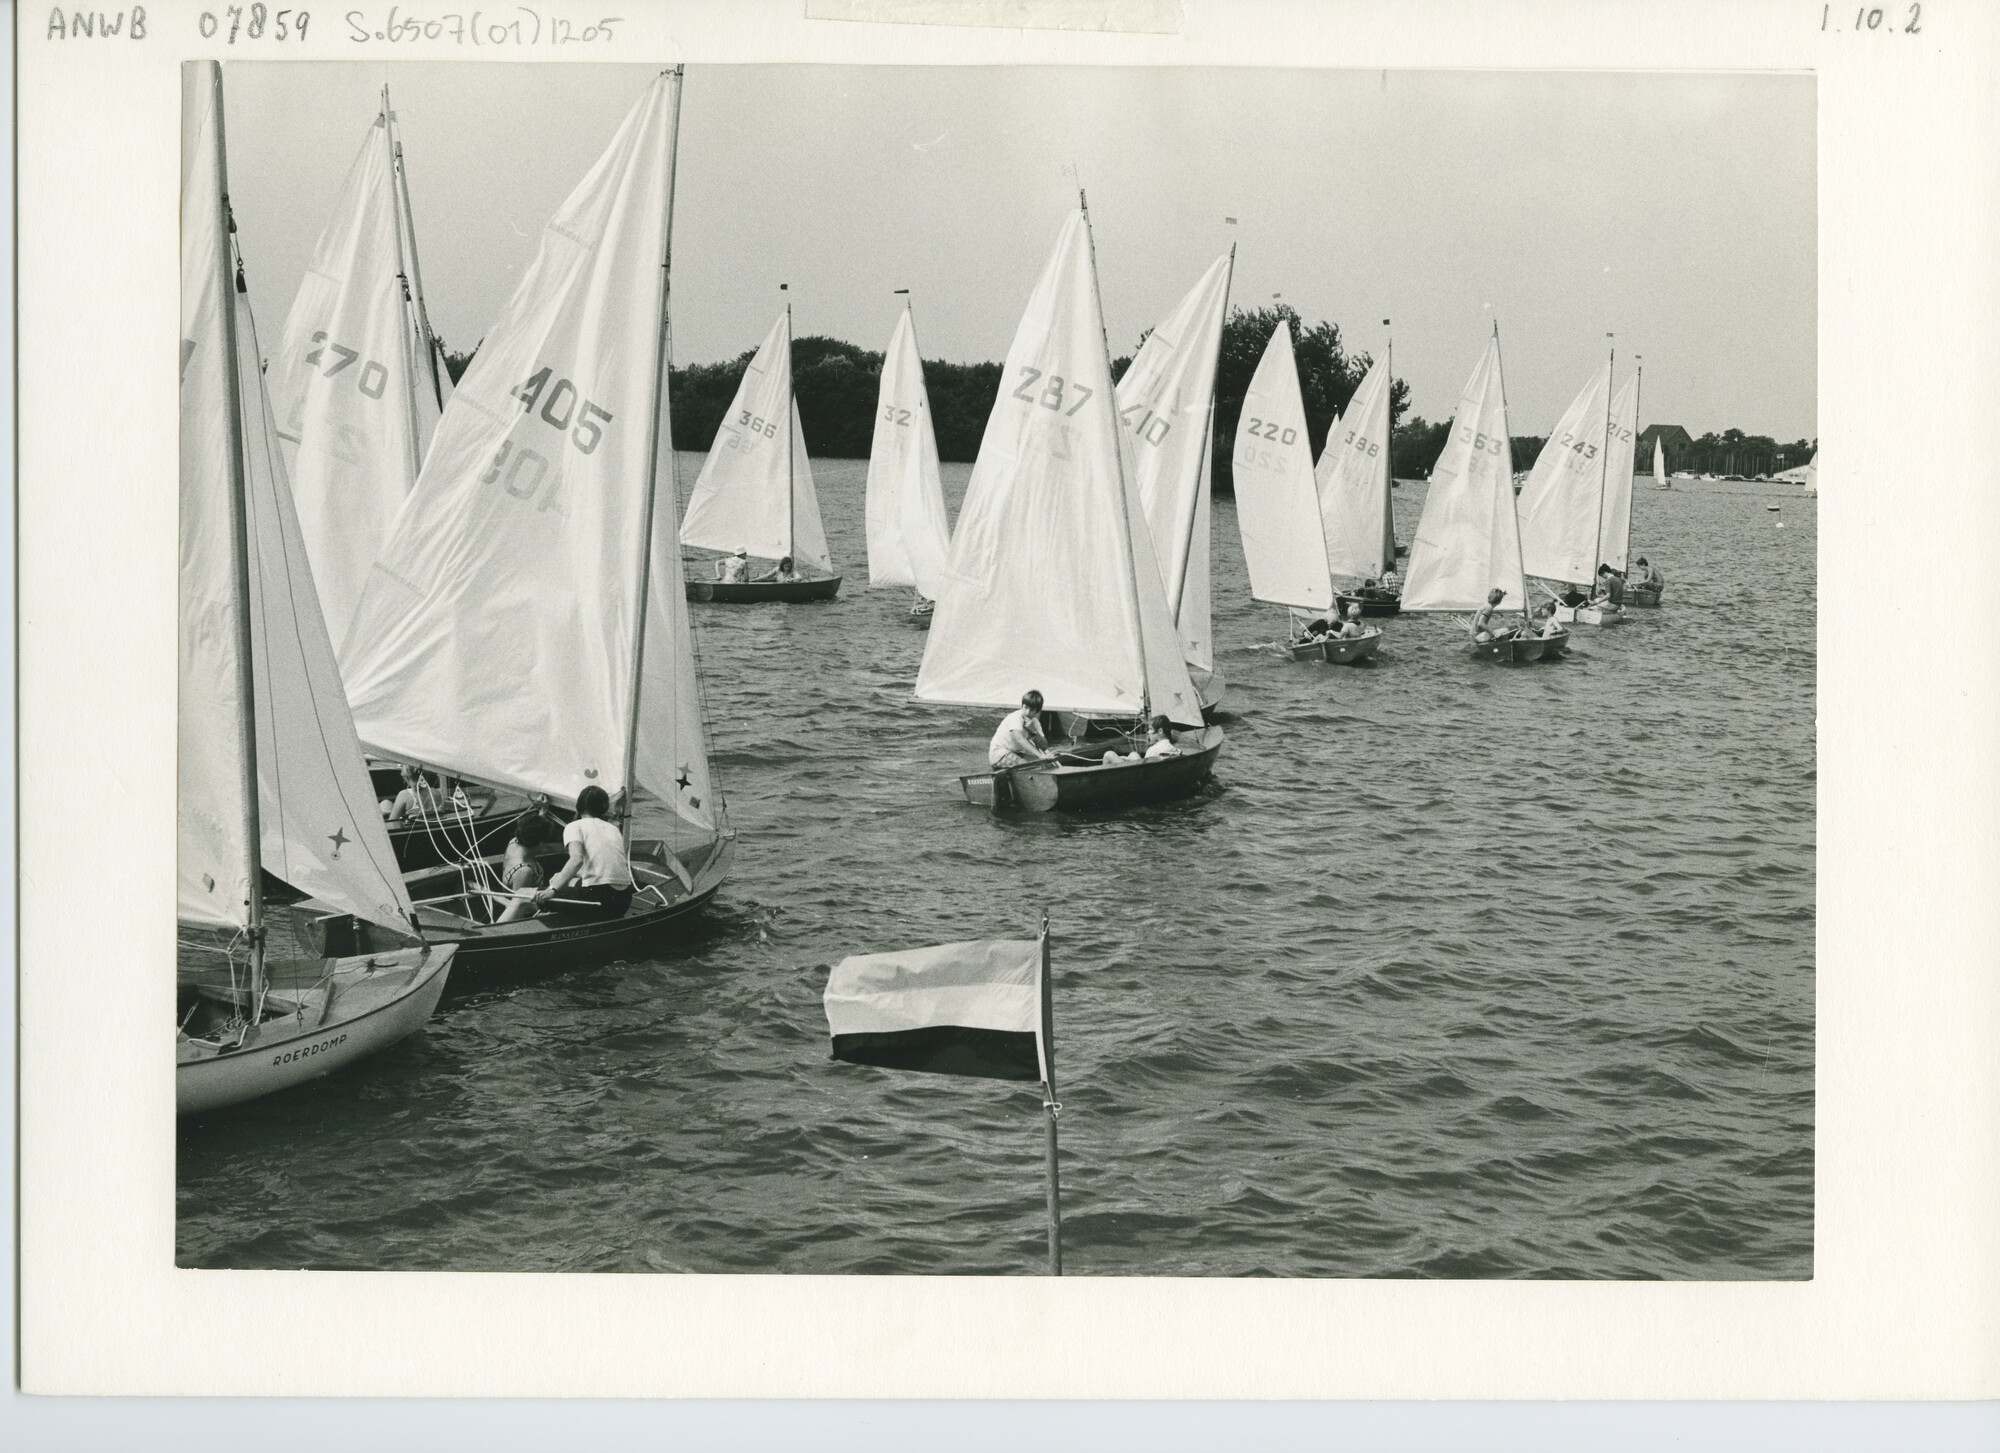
1231;323;1384;664
1322;344;1402;618
864;295;952;624
337;69;731;986
273;88;524;872
1597;367;1649;603
1653;432;1671;489
1117;251;1234;708
1518;348;1624;626
681;305;841;602
916;202;1225;812
178;61;453;1116
1401;327;1565;662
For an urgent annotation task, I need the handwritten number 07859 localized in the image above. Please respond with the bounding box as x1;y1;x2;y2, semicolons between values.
1011;366;1095;418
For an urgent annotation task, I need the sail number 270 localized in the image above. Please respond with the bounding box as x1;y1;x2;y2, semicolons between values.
509;367;614;455
1011;367;1095;418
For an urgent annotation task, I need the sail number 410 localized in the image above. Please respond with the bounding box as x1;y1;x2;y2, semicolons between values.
509;367;613;454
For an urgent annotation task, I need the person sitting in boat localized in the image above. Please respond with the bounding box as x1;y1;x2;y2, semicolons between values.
989;690;1053;770
1633;557;1664;591
1377;562;1400;593
1592;563;1627;606
770;555;800;583
493;811;553;924
1471;588;1516;643
717;547;750;583
1533;602;1565;639
537;784;634;921
387;764;440;824
1295;614;1334;641
1335;604;1366;639
1557;584;1590;608
1142;715;1181;759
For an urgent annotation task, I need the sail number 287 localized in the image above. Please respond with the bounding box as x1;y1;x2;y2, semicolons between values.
1011;367;1095;418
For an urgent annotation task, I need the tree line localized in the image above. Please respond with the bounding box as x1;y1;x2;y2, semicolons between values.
443;324;1806;487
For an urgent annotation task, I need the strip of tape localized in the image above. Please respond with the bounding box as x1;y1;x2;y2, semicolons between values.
805;0;1185;35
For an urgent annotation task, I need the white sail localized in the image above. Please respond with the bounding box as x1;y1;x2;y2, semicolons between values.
916;210;1202;728
679;311;833;574
864;309;951;596
1316;353;1396;583
633;465;716;842
273;108;437;647
1598;373;1640;571
1517;360;1612;585
341;72;696;813
1117;252;1232;678
1401;334;1523;613
1231;324;1333;612
180;62;414;932
1653;428;1668;487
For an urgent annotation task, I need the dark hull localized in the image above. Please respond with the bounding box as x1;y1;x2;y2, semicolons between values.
1625;585;1663;607
1469;630;1567;664
1335;590;1402;618
962;726;1224;812
688;576;842;604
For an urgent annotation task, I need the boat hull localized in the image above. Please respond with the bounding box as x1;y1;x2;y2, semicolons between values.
961;726;1223;812
1322;628;1385;664
1469;632;1565;664
687;576;842;604
394;835;734;989
1554;602;1624;626
1334;590;1402;619
1625;585;1663;608
176;945;454;1117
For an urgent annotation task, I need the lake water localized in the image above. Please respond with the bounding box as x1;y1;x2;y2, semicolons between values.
178;459;1815;1278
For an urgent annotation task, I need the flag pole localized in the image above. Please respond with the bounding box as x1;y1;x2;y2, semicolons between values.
1039;911;1062;1276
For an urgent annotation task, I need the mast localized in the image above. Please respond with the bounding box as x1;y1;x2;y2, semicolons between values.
1629;355;1644;563
1492;318;1532;629
1383;319;1395;575
783;287;795;567
387;101;447;412
379;86;425;486
1079;189;1153;723
210;64;267;1004
619;67;685;843
1590;332;1614;583
1175;240;1235;628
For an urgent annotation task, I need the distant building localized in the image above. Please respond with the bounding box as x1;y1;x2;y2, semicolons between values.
1637;423;1694;470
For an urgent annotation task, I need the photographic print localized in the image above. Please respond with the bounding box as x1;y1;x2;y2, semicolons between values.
172;56;1816;1282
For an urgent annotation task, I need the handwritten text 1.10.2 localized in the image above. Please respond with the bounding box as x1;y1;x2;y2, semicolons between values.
1823;4;1921;31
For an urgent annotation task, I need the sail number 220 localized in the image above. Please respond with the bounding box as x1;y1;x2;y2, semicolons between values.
509;367;614;454
1011;367;1095;418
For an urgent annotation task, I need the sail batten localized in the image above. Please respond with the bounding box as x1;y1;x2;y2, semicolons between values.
1401;335;1523;614
1231;325;1333;612
915;210;1202;727
679;311;833;573
340;72;715;838
865;308;952;595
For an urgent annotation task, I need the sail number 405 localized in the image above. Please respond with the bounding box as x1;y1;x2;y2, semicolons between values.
1011;367;1095;418
509;367;613;454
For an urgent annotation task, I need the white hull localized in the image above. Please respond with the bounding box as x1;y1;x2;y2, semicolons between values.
1554;601;1624;626
177;945;454;1116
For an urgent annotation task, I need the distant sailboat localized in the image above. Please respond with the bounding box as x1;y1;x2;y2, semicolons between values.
1117;250;1234;708
681;306;841;602
1231;323;1383;664
178;61;453;1115
1402;327;1565;662
273;87;524;872
1653;432;1670;489
864;297;952;623
916;202;1224;811
1518;349;1624;626
338;69;731;986
1321;345;1402;618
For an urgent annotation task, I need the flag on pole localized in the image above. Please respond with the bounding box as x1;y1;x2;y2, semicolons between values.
824;936;1052;1084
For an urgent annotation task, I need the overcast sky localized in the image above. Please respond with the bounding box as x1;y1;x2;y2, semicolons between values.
223;62;1815;441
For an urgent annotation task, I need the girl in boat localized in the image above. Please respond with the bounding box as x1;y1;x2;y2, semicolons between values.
493;811;553;923
537;785;634;921
1471;588;1517;644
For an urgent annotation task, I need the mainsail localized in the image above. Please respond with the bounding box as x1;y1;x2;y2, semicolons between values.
273;97;441;647
864;307;951;596
1517;359;1612;586
916;209;1202;728
1597;373;1640;572
1401;333;1524;614
1653;429;1668;488
1316;353;1397;583
180;61;415;934
1231;324;1333;612
679;310;833;574
341;71;714;838
1117;252;1232;683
